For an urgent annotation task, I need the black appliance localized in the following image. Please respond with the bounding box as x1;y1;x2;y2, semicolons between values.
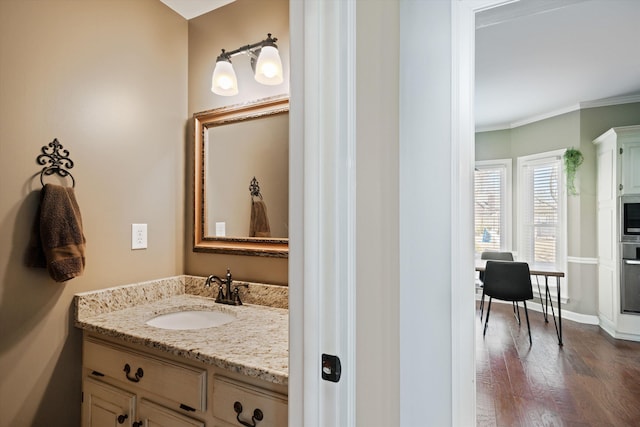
621;195;640;242
621;243;640;314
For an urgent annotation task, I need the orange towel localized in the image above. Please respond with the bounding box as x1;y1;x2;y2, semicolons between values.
250;200;271;237
27;184;86;282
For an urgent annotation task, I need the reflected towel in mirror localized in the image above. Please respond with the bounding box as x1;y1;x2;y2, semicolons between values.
250;200;271;237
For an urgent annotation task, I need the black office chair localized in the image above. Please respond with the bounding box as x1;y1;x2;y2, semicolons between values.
482;261;534;344
478;251;514;320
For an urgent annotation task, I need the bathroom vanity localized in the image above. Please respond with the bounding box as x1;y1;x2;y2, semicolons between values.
74;276;288;427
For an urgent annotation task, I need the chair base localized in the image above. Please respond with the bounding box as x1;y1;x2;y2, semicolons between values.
482;297;532;345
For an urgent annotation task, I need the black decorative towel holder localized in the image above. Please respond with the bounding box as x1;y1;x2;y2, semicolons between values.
37;138;75;188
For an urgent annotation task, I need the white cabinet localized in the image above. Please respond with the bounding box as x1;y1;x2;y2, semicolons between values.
594;135;618;325
595;125;640;196
81;334;288;427
594;125;640;340
621;138;640;194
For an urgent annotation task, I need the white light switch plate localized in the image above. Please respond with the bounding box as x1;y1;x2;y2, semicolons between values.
131;223;147;250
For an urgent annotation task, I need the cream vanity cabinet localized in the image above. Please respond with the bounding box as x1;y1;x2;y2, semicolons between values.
81;334;288;427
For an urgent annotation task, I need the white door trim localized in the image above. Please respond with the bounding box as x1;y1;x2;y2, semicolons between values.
288;0;357;426
451;2;477;424
291;1;523;426
451;0;521;424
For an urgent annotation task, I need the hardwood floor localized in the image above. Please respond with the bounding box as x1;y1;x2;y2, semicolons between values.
476;301;640;426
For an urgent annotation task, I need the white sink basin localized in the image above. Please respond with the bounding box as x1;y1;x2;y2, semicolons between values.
146;310;236;330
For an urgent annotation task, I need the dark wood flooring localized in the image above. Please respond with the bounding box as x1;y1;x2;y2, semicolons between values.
476;301;640;427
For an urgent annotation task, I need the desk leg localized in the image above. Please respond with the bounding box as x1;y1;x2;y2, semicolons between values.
545;280;560;345
557;276;563;346
544;276;549;322
536;275;548;322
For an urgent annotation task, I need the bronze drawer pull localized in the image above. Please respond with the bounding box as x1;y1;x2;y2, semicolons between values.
234;401;263;427
117;414;128;424
132;422;143;427
123;363;144;382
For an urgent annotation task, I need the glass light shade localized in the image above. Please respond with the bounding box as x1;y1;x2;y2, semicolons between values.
254;46;283;85
211;60;238;96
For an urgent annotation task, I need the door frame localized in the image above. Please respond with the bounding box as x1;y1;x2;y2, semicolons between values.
289;0;516;425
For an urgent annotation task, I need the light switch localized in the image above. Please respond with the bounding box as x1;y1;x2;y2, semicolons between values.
131;224;147;250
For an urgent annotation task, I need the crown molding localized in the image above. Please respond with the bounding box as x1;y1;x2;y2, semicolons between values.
580;93;640;109
476;93;640;133
476;0;587;29
509;103;581;129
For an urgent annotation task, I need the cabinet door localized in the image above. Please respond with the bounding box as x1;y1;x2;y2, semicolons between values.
137;399;205;427
621;140;640;194
82;377;135;427
212;376;287;427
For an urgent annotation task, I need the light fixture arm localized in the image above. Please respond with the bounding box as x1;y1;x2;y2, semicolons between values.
220;33;278;60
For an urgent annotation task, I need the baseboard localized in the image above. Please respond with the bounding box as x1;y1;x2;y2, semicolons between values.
598;316;640;342
476;294;599;325
607;331;640;342
567;256;598;265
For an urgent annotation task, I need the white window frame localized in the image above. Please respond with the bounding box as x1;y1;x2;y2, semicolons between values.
474;159;512;255
517;149;568;300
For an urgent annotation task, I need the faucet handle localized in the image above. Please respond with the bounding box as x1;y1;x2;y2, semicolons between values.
232;283;248;305
215;283;225;302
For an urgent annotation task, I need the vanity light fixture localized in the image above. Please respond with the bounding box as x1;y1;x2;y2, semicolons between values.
211;33;283;96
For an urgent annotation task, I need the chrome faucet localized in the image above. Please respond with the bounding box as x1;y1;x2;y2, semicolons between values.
204;268;245;305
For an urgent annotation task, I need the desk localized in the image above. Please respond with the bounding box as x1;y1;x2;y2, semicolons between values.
476;260;566;345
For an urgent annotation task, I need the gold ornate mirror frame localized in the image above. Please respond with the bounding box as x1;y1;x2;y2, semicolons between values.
193;95;289;257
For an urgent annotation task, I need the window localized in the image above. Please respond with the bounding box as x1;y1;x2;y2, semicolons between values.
517;150;567;275
474;160;511;255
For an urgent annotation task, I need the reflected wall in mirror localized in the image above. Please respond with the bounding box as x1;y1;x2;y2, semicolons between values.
194;96;289;257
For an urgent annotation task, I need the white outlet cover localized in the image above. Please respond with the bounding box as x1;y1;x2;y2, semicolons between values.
131;223;147;250
215;222;226;237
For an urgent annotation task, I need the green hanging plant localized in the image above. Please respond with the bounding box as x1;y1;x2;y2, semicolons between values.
563;147;584;196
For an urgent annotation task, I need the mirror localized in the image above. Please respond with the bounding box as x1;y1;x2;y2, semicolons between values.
194;95;289;257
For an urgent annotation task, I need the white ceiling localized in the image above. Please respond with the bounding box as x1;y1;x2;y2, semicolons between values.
159;0;640;132
476;0;640;131
159;0;233;20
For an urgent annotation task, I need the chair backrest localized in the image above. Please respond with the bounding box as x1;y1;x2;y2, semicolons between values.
481;251;514;261
479;251;514;282
483;261;533;302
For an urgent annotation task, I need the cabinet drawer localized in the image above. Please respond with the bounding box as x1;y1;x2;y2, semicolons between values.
84;337;207;411
139;399;205;427
212;376;287;427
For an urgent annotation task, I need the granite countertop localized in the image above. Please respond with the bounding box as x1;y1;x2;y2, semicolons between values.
74;276;288;385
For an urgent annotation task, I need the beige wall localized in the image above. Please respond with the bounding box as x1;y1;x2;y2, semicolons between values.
475;103;640;315
356;1;400;424
0;1;187;425
186;0;289;285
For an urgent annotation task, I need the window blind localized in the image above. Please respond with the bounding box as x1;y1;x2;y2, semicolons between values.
474;166;505;253
520;158;561;266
